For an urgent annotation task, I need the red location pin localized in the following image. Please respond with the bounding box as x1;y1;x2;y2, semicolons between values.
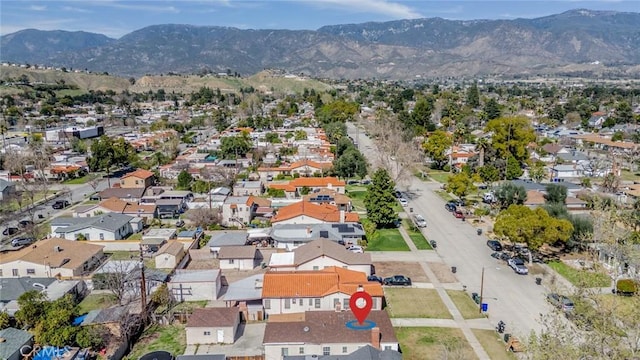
349;290;373;325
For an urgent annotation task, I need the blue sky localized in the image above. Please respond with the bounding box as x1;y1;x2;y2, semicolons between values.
1;1;638;38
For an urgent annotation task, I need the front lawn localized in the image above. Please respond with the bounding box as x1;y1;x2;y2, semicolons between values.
385;288;451;319
125;324;186;360
78;293;118;314
446;290;485;319
366;227;410;251
396;327;477;360
472;329;516;360
428;170;451;183
63;175;93;184
403;220;431;249
434;190;455;202
346;187;368;211
547;261;611;288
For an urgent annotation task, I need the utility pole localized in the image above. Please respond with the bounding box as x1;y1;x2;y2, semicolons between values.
478;267;485;314
139;244;147;319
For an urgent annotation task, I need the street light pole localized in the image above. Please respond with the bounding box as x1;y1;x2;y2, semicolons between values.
479;266;485;314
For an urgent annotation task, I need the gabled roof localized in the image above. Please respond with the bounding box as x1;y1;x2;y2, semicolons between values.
263;310;396;345
52;213;133;233
218;246;257;259
284;345;402;360
293;239;371;266
0;178;14;192
303;189;351;205
289;177;345;188
98;197;156;214
262;266;383;298
99;187;146;199
0;328;33;360
541;143;563;155
186;307;239;328
0;238;103;269
289;159;333;170
156;241;185;257
121;168;155;180
272;201;359;223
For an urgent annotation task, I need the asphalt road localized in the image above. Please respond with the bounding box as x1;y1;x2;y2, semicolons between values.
348;122;549;338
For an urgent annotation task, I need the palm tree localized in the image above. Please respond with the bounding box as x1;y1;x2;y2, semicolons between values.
476;138;489;168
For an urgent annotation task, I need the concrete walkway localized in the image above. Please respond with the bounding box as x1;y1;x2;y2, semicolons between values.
391;318;495;330
397;225;492;360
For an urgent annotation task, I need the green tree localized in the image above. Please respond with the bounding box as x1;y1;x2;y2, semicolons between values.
333;148;368;179
87;136;135;186
614;100;634;124
15;290;47;328
422;130;452;170
264;132;281;143
544;184;567;204
476;138;489;167
0;311;9;330
364;168;397;229
412;96;434;128
75;327;104;349
494;182;527;209
466;83;480;108
220;132;252;159
494;205;573;253
294;130;307;140
611;131;624;142
34;295;79;347
300;186;311;196
322;121;347;143
478;165;500;183
446;172;476;199
177;170;193;190
505;156;524;180
529;161;546;183
485;117;536;162
483;98;501;120
315;100;359;123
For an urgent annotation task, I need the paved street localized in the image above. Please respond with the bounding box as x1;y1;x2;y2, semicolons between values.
348;122;551;340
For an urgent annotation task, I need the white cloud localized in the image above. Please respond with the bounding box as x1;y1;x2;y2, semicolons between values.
88;1;180;13
61;6;93;14
309;0;422;19
29;5;47;11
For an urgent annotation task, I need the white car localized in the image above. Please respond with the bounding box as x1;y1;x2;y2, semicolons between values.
399;198;409;207
508;258;529;275
413;214;427;227
347;245;364;253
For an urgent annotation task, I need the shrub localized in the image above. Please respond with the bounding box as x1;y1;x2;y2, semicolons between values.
616;279;638;295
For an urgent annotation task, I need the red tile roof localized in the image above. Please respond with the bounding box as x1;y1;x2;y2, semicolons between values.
271;201;359;223
121;169;155;180
262;267;383;298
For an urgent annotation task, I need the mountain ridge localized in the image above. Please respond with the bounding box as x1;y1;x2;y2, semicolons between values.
1;9;639;79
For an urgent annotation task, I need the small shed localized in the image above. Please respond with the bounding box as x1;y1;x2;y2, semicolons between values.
185;307;239;345
154;241;186;269
218;246;259;270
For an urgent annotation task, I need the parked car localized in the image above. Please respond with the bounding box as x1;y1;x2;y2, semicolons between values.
11;237;35;247
175;220;185;227
18;220;34;228
3;227;19;236
486;240;503;251
399;198;409;207
547;293;574;312
413;214;427;228
453;209;464;218
360;179;371;185
508;258;529;275
347;245;364;253
367;275;383;283
445;202;457;212
383;275;412;286
52;200;70;209
491;252;510;262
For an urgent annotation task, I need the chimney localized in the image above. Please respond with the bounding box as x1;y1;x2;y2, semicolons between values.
339;210;345;223
371;327;381;349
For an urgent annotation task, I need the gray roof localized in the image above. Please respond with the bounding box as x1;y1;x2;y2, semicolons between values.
510;179;581;192
270;223;365;243
557;151;589;162
224;196;250;205
170;269;220;283
156;198;183;206
234;180;262;189
52;213;133;233
294;239;371;266
0;328;33;360
99;187;146;199
208;232;248;247
221;274;264;301
0;277;57;302
210;187;231;196
284;345;402;360
0;178;14;192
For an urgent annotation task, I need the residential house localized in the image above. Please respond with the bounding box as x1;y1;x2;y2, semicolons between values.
571;134;638;153
263;310;398;360
142;228;177;252
185;307;240;345
93;260;168;298
283;345;402;360
587;112;607;129
0;278;87;316
271;202;359;225
270;223;365;250
0;328;33;360
233;180;263;196
261;267;383;316
154;241;186;269
556;150;589;164
156;199;186;219
523;190;546;208
169;269;222;302
288;177;345;194
268;239;372;275
99;187;146;203
218;246;260;270
0;178;16;201
51;213;140;240
221;274;265;321
551;164;584;180
119;169;155;189
303;189;352;212
221;196;262;227
74;197;157;220
0;238;104;278
266;183;298;199
258;160;333;179
208;232;249;256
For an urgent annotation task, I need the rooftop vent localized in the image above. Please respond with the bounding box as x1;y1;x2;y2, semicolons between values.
54;246;62;252
303;326;310;332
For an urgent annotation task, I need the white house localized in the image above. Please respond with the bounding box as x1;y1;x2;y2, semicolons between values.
551;164;584;180
50;213;139;241
154;241;186;269
218;246;259;270
169;269;222;302
263;311;398;360
185;307;240;345
261;267;383;316
268;239;372;275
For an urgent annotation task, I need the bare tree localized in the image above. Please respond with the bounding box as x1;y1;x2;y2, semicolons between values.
94;261;138;305
186;208;221;228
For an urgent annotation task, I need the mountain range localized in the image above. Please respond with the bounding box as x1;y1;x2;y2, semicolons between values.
2;9;640;79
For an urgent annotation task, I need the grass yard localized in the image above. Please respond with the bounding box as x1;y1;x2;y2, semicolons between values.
446;290;485;319
619;169;640;182
107;251;139;260
403;220;431;249
385;288;451;319
428;170;451;183
125;324;186;360
63;175;93;184
472;329;517;360
595;294;640;317
434;190;455;202
396;327;477;360
366;227;410;251
547;261;611;288
78;293;118;314
346;188;368;211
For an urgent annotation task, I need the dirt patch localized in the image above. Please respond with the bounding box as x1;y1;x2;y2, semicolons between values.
427;262;458;283
373;261;428;282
